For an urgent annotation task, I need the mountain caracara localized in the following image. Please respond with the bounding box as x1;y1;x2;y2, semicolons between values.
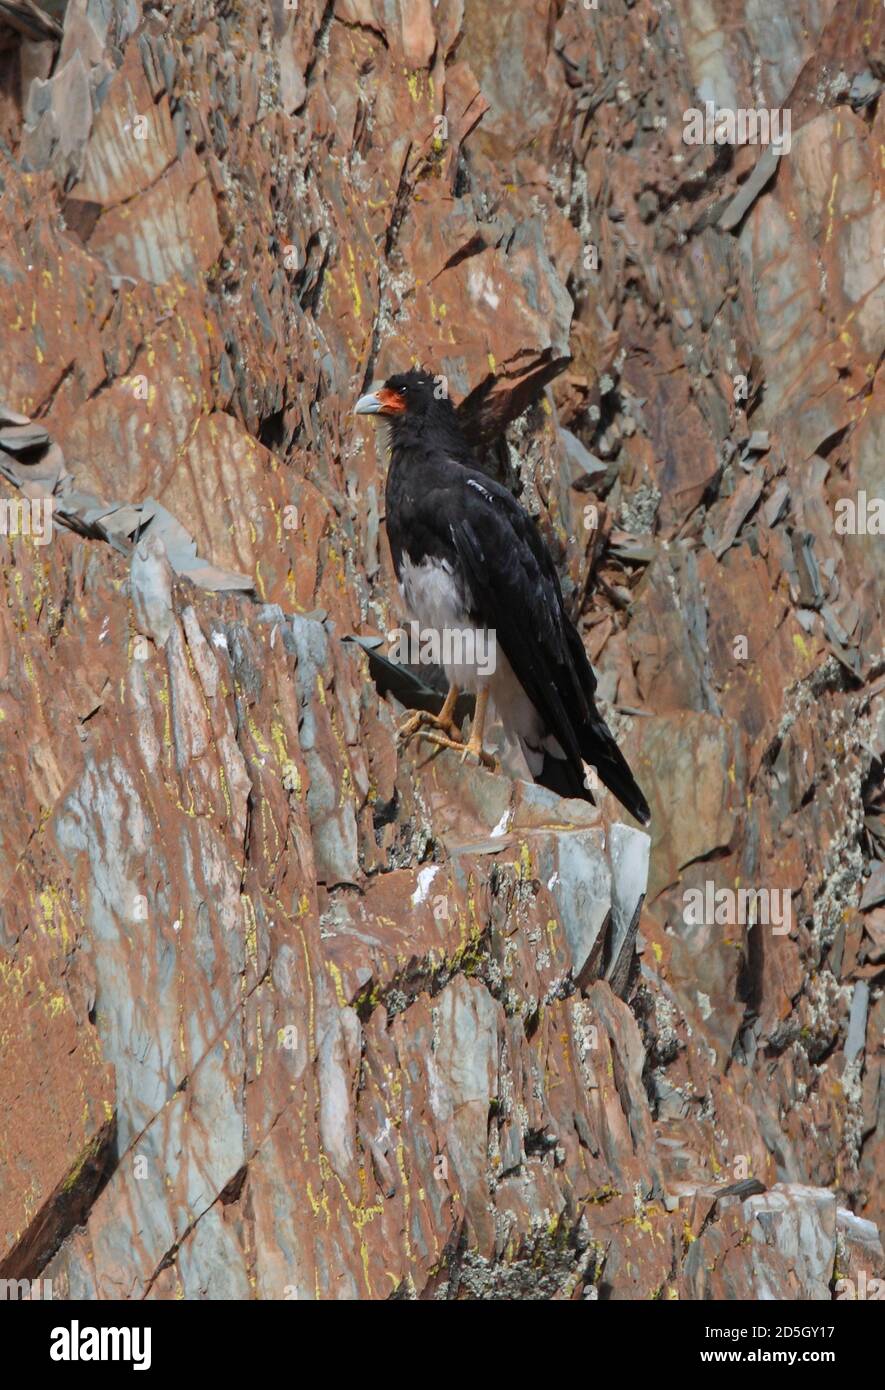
355;369;651;825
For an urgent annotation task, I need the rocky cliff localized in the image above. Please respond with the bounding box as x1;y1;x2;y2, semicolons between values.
0;0;883;1299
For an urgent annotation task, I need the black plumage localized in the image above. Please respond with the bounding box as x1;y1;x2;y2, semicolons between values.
355;369;651;826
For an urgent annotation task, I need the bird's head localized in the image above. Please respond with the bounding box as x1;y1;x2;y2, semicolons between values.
354;368;456;435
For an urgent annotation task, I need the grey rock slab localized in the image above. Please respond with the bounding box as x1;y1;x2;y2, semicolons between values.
743;1184;837;1299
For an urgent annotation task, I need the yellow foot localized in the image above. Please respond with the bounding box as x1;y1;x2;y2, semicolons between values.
460;738;497;772
417;729;496;772
396;708;462;746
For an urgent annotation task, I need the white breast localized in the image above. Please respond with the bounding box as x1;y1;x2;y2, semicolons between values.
398;554;470;631
397;554;490;692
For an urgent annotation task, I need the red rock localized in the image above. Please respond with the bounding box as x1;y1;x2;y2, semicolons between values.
0;0;881;1304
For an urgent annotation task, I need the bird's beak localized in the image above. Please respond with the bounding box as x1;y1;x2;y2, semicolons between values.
354;387;405;416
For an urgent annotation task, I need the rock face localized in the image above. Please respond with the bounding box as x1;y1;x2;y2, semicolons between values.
0;0;882;1300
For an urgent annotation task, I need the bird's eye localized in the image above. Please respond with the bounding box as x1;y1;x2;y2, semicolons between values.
398;386;408;395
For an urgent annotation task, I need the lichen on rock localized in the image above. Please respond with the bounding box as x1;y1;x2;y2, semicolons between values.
0;0;883;1303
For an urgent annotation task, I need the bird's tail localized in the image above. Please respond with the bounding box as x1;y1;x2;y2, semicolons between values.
531;747;587;803
581;716;651;826
560;623;652;825
525;722;651;826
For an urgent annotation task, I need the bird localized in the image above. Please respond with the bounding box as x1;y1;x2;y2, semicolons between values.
354;368;651;825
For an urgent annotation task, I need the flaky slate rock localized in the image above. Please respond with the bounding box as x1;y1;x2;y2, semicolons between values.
0;0;882;1301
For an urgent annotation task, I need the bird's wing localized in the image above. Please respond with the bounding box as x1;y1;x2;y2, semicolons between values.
401;461;651;823
421;468;593;766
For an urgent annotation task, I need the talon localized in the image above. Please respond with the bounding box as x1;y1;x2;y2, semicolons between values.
420;730;470;757
416;729;496;771
400;685;496;771
421;714;463;742
458;688;494;770
396;685;463;746
460;742;496;772
396;710;431;745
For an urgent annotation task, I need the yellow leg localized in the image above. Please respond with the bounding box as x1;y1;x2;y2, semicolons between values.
462;687;495;768
437;683;461;735
422;686;496;770
397;684;462;745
